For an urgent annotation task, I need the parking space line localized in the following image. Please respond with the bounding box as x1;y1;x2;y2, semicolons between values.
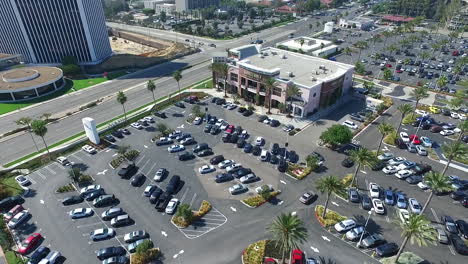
28;177;37;184
189;193;197;207
136;155;146;166
145;163;157;176
36;171;46;180
139;159;151;172
76;222;102;228
44;166;56;175
179;188;190;203
72;154;85;162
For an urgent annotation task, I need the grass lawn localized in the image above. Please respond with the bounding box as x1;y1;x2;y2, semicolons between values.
5;250;25;264
69;77;107;92
192;79;213;89
0;174;23;196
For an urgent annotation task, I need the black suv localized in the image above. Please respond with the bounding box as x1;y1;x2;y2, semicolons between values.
166;175;180;194
210;155;224;165
97;246;126;261
193;143;209;153
149;188;163;204
179;152;195;161
131;174;145;187
118;163;136;178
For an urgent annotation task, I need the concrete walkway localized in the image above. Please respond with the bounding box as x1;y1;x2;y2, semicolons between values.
0;246;7;264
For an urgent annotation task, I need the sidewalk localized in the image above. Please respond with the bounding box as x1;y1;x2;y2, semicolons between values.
0;246;7;264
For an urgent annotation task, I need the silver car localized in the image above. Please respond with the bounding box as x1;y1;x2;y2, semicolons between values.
416;145;427;156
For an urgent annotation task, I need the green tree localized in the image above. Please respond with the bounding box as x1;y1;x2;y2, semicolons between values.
436;75;448;90
354;40;368;62
343;47;353;56
156;123;169;135
61;64;80;75
68;167;82;183
319;125;353;148
267;213;308;264
441;141;468;176
382;68;392;80
421;172;454;213
41;113;52;123
396;104;413;133
173;70;183;95
30;119;50;157
349;148;376;187
147;80;156;102
117;145;130;156
285;84;302;117
394;214;437;262
410;86;429;118
455;120;468;142
160;11;167;22
134;240;157;264
316;175;345;218
376;122;395;156
15;117;39;152
363;81;374;91
191;105;202;117
354;61;365;75
116;91;128;122
142;8;155;16
176;203;193;222
264;78;277;114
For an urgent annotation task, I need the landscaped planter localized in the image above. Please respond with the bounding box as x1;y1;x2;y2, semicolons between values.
241;191;281;208
286;164;312;180
314;205;347;228
172;200;212;228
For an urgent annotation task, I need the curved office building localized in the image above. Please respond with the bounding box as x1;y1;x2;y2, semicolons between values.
0;0;112;65
0;66;65;102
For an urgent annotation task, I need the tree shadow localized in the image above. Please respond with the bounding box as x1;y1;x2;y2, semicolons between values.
73;163;89;172
145;126;156;132
318;256;337;264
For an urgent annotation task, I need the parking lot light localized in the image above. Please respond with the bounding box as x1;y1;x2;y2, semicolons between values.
357;208;374;248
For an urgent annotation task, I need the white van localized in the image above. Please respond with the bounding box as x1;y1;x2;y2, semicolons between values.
38;251;61;264
260;149;269;161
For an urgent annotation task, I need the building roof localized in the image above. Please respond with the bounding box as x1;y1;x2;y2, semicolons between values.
382;15;415;22
236;46;353;88
278;37;333;53
0;66;62;91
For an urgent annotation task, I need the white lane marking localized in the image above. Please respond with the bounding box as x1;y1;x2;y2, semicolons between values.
322;236;330;242
44;166;56;175
385;216;390;223
189;193;198;207
310;246;320;253
40;200;44;204
360;170;367;174
36;171;46;180
179;188;190;203
76;222;102;228
29;177;37;184
145;163;157;176
278;200;284;205
177;124;185;129
105;149;111;153
280;180;287;184
230;206;237;212
139;159;151;172
161;231;167;237
97;169;108;175
112;153;118;157
135;155;146;166
291;211;297;216
331;201;339;207
144;145;148;149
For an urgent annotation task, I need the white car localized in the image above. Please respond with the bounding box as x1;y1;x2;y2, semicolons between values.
198;165;215;174
415;109;429;116
165;198;179;214
416;145;427;156
226;163;242;172
382;166;399;174
90;228;115;241
226;104;237;110
143;185;156;197
167;144;185;153
82;145;97;154
440;130;454;136
395;169;413;179
229;184;247;195
255;185;273;194
334;219;356;232
220;123;229;130
450;112;459;119
218;159;234;169
8;210;30;229
420;136;432;147
368;182;380;198
255;136;264;146
408;198;422;214
193;117;202;125
417;182;430;190
80;184;101;195
342;120;358;130
239;173;258;184
377;152;394;161
215;119;225;127
15;175;30;186
397;161;416;170
153;168;166;182
56;156;72;166
459;113;466;120
346;226;365;241
372;199;385;214
399;132;410;143
388;157;406;165
69;208;93;219
143;116;154;123
398;209;410;223
130;122;143;129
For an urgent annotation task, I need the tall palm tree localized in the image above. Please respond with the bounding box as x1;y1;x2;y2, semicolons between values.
173;70;182;95
376;122;395;156
264;78;276;114
349;148;376;187
315;175;345;218
421;171;453;213
216;63;229;98
285;84;301;117
343;47;353;55
394;214;437;262
410;86;429;118
15;117;39;152
116;91;128;122
396;104;413;133
436;75;448;90
209;62;220;91
30;119;50;158
147;80;156;102
441;141;468;176
354;40;368;62
267;213;308;264
455;120;468;142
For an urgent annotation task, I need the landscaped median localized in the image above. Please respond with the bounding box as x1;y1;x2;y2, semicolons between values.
241;188;281;208
314;205;347;228
242;240;282;264
0;218;25;264
171;200;212;228
109;149;140;169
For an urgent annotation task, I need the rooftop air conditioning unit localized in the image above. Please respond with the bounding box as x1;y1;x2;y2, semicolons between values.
281;54;287;59
311;77;317;81
288;72;294;77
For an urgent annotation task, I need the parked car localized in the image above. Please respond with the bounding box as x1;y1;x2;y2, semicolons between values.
290;249;304;264
96;246;126;261
456;220;468;239
93;194;116;207
131;174;145;187
384;190;394;205
346;226;365;241
215;173;234;183
123;230;149;243
62;195;83;206
361;233;385;248
68;208;92;220
361;194;372;210
450;234;468;255
165;198;179;214
368;183;380;198
299;191;317;204
441;215;458;234
334;219;356;232
90;228;115;241
396;192;407;209
408;198;422;214
372;199;385;214
18;233;42;255
342;120;358;129
102;208;124;221
375;243;399;257
128;239;152;254
28;246;50;264
111;214;131;227
228;184;247;195
348;188;360;203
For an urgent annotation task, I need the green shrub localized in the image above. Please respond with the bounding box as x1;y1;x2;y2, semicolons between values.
287;164;312;180
402;114;420;125
381;252;423;264
78;175;93;183
56;184;75;193
243;240;266;264
315;205;347;227
124;150;140;161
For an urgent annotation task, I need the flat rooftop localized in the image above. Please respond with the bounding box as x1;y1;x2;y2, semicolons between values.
0;66;62;91
237;47;353;87
279;37;332;52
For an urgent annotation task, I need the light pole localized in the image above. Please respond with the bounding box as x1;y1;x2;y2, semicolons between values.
357;209;374;248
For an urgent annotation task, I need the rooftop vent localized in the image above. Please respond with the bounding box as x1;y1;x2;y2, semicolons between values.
281;54;287;59
287;71;294;77
311;77;317;81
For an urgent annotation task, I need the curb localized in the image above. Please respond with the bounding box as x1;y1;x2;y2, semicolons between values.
0;246;7;264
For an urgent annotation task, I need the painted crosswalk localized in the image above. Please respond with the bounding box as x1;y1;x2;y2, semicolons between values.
176;207;227;239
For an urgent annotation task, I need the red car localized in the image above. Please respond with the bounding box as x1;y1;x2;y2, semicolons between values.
18;233;42;255
409;135;421;145
264;258;277;264
452;50;459;56
396;69;403;73
226;125;235;134
385;64;392;68
291;249;305;264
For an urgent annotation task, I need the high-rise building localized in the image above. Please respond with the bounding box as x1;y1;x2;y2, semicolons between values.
175;0;219;11
0;0;112;65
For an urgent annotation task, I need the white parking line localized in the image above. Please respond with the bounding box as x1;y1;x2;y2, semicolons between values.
179;188;190;203
36;171;46;180
76;222;102;228
145;163;157;176
44;166;56;175
72;154;85;162
139;159;151;172
189;193;198;207
136;155;147;166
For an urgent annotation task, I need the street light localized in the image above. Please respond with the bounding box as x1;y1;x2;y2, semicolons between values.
357;208;374;248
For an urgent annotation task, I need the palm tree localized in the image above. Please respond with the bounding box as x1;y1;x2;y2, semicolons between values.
285;84;301;117
267;213;308;264
217;63;229;98
349;148;376;187
315;175;345;218
30;119;50;158
376;122;395;156
264;78;276;114
354;40;368;62
173;70;182;95
441;141;468;176
116;91;128;122
436;75;448;90
421;171;453;213
147;80;156;102
410;86;429;118
41;113;52;123
455;120;468;142
15;117;39;152
343;47;352;56
209;63;220;91
396;104;413;133
394;213;437;262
